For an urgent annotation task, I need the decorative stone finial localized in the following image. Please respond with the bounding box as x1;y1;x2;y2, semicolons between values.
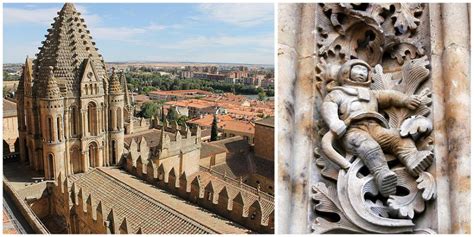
45;66;62;99
109;67;123;94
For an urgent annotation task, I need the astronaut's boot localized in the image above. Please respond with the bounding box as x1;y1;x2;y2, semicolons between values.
373;166;398;197
361;147;397;197
400;150;434;177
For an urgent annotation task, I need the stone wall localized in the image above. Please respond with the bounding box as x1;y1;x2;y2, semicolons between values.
123;159;274;233
254;123;274;161
3;180;50;234
3;116;18;152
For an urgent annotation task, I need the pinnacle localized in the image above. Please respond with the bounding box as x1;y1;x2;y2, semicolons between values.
109;67;123;94
45;66;62;99
61;3;77;14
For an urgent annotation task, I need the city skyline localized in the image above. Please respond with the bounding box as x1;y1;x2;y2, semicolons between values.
4;3;274;65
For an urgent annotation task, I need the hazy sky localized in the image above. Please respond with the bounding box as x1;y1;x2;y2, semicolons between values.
3;3;274;64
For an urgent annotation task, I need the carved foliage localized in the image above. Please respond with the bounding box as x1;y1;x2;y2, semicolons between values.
317;3;426;66
313;3;435;234
312;182;364;233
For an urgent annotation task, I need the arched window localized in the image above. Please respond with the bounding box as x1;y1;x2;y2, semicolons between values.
89;84;93;95
89;142;98;168
111;140;116;165
117;107;122;130
71;146;81;174
48;154;54;179
84;85;88;95
109;109;114;130
57;116;61;142
48;117;53;142
88;102;97;136
71;106;77;136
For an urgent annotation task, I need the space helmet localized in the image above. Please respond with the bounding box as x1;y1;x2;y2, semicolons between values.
337;59;371;87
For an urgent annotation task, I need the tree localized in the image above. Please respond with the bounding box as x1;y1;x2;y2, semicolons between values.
258;90;267;101
211;114;218;141
138;102;160;119
3;86;9;98
166;106;179;121
177;115;189;126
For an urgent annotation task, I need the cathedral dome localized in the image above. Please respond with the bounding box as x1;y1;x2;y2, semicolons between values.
33;2;106;98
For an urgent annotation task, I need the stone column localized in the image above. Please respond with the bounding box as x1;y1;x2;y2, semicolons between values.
82;110;88;136
97;147;103;167
441;3;471;234
428;4;451;233
277;3;300;233
278;3;316;234
64;110;69;138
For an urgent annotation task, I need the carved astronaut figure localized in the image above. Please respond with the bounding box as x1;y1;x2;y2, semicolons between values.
321;59;433;197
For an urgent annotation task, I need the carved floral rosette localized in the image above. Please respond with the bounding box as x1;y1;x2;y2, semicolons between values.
312;3;437;234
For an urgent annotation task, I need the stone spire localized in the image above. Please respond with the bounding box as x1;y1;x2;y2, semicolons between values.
45;66;62;99
109;68;123;94
18;57;34;97
33;2;106;97
120;71;132;108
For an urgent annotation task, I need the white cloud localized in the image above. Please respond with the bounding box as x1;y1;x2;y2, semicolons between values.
88;23;181;42
197;3;273;27
161;34;273;50
4;4;101;26
4;4;175;43
4;7;58;25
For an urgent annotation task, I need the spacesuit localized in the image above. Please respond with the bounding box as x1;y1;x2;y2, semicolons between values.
321;59;433;197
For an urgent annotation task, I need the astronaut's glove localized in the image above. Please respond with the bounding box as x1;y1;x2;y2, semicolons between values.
404;95;422;110
330;120;347;137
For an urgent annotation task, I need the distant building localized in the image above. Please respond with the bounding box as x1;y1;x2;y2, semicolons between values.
254;117;274;161
180;70;193;78
148;89;212;101
165;99;217;118
188;114;255;144
3;99;18;154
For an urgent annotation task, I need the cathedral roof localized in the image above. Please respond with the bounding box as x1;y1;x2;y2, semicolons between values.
33;2;107;98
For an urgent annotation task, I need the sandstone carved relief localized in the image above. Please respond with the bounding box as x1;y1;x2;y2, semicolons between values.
312;3;436;234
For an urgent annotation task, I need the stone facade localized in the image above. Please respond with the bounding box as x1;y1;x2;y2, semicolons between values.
124;122;202;179
15;3;131;180
254;117;274;161
278;3;470;234
123;159;274;233
3;99;19;153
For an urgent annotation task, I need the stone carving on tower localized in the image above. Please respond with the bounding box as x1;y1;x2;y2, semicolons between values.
311;3;437;234
16;3;125;179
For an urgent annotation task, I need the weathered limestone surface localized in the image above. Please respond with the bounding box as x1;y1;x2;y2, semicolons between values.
440;4;471;234
277;3;300;234
278;3;470;234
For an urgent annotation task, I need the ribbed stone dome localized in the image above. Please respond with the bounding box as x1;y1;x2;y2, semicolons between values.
33;2;107;98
